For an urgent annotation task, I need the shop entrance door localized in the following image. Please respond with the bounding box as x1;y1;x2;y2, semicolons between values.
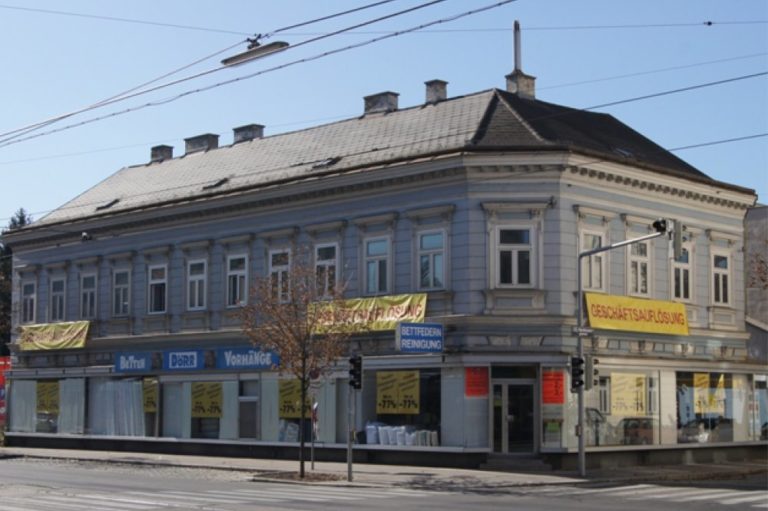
492;382;535;453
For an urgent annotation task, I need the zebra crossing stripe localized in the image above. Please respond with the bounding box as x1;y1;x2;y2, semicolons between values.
673;489;758;502
718;493;768;505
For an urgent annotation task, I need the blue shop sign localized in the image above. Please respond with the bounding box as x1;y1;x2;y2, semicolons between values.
114;352;154;373
396;322;444;353
216;347;279;370
163;349;207;371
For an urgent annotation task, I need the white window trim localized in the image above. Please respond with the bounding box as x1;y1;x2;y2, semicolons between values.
147;264;168;315
80;272;98;320
226;254;249;308
416;229;447;291
21;280;36;324
580;228;608;292
269;248;291;303
492;225;537;289
710;248;732;307
186;259;208;311
49;277;66;323
314;242;339;299
112;269;131;318
363;235;392;296
626;239;651;297
671;241;694;303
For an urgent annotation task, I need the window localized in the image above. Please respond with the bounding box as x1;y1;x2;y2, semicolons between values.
418;231;445;290
315;244;338;298
364;237;390;295
187;260;207;311
712;251;730;306
21;281;36;324
80;274;97;319
581;232;606;291
49;278;66;322
226;255;248;307
148;265;167;314
672;245;692;301
112;270;130;317
628;241;649;296
269;250;290;303
497;227;533;287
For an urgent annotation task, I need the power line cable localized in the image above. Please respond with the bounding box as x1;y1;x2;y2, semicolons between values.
0;0;516;149
0;0;448;147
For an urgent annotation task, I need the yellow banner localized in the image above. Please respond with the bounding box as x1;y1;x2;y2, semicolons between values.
610;373;647;417
585;293;688;336
314;293;426;332
143;378;158;413
694;373;725;415
19;321;90;351
278;380;311;419
376;370;420;415
191;382;222;418
36;381;60;414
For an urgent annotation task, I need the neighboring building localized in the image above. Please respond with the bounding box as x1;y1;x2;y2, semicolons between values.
2;66;764;467
745;206;767;437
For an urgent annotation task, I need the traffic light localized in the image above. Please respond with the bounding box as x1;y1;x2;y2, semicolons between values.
584;356;599;390
652;218;668;234
570;356;585;391
348;355;362;390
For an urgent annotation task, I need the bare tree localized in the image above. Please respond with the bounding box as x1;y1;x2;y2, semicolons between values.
239;245;355;478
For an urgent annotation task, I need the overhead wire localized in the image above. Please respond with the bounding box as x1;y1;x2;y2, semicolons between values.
0;0;517;149
0;0;415;144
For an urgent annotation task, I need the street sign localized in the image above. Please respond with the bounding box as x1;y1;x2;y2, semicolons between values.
572;326;594;337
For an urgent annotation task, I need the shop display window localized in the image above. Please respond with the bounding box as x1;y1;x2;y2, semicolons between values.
676;372;735;443
364;369;440;447
583;370;660;446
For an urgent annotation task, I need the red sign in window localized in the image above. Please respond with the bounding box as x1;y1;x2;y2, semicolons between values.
542;370;565;404
465;367;489;397
0;356;10;426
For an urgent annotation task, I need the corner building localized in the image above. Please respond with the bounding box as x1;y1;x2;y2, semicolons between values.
3;72;765;468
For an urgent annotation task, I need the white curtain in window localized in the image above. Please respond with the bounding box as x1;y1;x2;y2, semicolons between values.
9;380;36;432
88;378;145;436
59;378;85;434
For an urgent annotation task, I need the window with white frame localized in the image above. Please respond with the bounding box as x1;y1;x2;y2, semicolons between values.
315;244;338;298
672;245;692;301
21;281;36;324
226;255;248;307
364;237;389;295
80;274;97;319
269;250;290;303
418;230;445;290
112;270;130;317
187;260;207;311
581;231;606;291
496;227;533;287
628;241;650;296
49;278;66;322
148;265;167;314
712;251;731;306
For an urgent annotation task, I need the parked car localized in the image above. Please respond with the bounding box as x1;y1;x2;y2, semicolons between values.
677;417;733;443
614;417;656;445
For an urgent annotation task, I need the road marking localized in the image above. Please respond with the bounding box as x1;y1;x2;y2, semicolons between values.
673;489;758;502
718;493;768;505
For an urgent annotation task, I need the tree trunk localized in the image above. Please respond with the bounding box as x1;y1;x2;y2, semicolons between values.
299;358;306;479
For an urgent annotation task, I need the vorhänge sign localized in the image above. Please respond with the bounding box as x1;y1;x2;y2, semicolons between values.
396;322;444;353
585;293;689;336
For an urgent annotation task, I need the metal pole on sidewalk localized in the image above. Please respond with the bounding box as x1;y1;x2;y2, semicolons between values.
347;386;355;482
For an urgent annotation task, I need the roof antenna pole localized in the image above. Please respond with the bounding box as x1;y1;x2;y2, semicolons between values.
514;20;522;72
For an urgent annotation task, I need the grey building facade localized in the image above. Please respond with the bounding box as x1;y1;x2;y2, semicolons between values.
2;72;764;467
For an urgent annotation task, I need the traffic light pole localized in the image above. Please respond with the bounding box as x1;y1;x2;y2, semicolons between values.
575;228;666;477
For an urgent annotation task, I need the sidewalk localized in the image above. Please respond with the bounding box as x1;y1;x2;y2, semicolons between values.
1;446;765;491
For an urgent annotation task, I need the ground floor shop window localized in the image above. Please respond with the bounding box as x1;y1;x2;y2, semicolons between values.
755;376;767;440
191;382;223;439
676;372;741;443
88;378;145;436
583;370;660;446
239;380;260;439
277;379;312;442
364;369;440;447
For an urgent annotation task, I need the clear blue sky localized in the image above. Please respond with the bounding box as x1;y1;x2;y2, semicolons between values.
1;0;766;227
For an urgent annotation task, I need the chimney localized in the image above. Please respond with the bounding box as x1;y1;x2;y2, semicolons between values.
184;133;219;155
150;145;173;163
363;91;399;114
425;79;448;104
505;20;536;99
233;124;264;144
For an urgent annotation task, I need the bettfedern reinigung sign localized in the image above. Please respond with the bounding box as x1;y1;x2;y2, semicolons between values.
585;293;689;336
396;322;444;353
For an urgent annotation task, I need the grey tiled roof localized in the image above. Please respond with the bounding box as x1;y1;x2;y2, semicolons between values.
37;89;714;225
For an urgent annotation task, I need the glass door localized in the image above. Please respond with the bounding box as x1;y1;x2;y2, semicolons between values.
492;382;535;453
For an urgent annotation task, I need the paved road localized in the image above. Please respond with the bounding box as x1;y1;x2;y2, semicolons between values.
0;457;765;511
